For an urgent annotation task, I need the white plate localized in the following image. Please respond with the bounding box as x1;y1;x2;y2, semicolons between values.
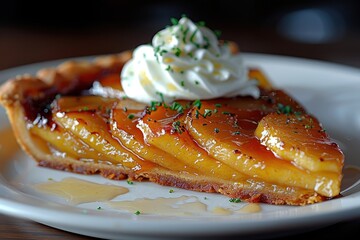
1;53;360;240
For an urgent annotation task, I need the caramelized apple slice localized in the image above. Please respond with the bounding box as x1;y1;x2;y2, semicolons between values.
214;90;305;116
53;111;150;171
186;102;341;197
255;113;344;173
30;125;104;161
137;105;245;181
111;104;196;173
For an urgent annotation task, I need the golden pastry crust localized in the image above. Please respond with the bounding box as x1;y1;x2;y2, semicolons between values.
0;50;339;206
0;51;132;169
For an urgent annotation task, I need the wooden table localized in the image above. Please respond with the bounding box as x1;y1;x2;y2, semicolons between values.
1;24;360;239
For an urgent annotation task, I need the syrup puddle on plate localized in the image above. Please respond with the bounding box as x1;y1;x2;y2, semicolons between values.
34;177;129;204
108;196;261;216
33;177;261;216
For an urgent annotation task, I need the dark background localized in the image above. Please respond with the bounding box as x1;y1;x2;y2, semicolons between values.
0;0;360;70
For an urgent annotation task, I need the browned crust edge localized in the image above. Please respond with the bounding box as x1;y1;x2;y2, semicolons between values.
0;51;326;206
38;154;325;206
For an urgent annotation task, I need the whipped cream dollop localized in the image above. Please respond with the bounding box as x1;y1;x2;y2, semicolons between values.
121;17;259;103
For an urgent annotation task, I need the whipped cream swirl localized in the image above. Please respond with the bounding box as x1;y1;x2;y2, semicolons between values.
121;17;259;103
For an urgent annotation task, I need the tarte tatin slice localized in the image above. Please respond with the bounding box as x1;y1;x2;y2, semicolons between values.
0;17;344;205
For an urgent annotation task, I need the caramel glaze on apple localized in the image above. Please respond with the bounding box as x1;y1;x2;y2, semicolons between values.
20;68;344;203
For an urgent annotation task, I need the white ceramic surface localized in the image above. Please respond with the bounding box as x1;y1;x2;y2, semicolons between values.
1;53;360;240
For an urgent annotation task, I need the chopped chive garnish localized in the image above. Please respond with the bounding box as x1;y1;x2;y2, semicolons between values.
195;109;200;119
174;47;182;57
229;198;241;203
222;111;234;116
172;121;183;134
196;21;206;27
214;30;222;38
127;114;135;120
165;65;173;72
127;179;134;185
170;17;179;25
277;103;293;115
193;99;202;109
203;109;212;118
170;102;184;114
134;210;141;215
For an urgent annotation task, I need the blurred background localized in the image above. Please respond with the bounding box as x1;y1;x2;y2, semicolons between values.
0;0;359;70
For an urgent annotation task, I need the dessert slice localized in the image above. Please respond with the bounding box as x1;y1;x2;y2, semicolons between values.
0;16;344;205
0;53;344;205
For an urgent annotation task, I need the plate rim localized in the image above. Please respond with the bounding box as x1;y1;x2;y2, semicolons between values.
1;53;360;238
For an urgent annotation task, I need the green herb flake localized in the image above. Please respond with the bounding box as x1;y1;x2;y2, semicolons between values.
165;65;173;72
170;17;179;25
182;28;189;44
174;47;182;57
277;103;293;115
134;210;141;215
229;198;241;203
203;109;212;118
169;189;174;193
196;21;206;27
127;179;134;185
170;102;184;114
190;29;200;48
172;121;183;134
127;114;135;120
222;111;234;116
193;99;202;109
214;30;222;38
232;131;241;135
195;109;200;119
180;81;185;87
97;206;102;210
214;103;222;108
